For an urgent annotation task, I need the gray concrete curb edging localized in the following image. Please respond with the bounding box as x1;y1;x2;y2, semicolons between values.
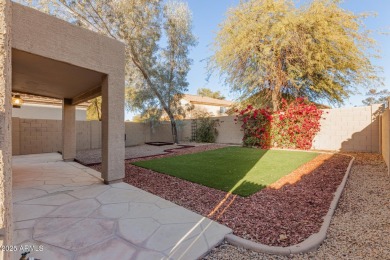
225;155;355;256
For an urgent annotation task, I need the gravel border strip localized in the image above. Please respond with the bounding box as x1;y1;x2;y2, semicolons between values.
225;155;355;256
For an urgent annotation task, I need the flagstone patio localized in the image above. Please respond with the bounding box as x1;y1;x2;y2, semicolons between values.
12;153;231;260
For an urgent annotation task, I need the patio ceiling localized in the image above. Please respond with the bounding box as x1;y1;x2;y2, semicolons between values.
12;49;105;103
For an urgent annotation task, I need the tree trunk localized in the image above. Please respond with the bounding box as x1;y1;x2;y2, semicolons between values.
167;112;179;144
271;86;281;111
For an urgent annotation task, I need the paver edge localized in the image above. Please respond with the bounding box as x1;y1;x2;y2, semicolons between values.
225;154;355;256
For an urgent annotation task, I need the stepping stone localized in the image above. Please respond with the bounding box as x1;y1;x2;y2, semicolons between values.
14;220;36;230
13;188;47;203
123;203;160;219
97;188;141;204
68;185;110;199
32;184;64;192
19;193;76;206
14;229;33;245
152;207;202;224
110;182;138;190
199;218;233;248
48;199;99;218
92;203;129;219
165;233;209;260
154;198;178;209
118;218;160;244
76;238;137;259
144;223;203;251
16;241;73;260
14;204;57;222
33;218;83;237
135;250;167;260
35;219;115;251
13;180;45;189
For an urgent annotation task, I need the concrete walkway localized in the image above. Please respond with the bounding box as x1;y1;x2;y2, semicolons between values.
12;153;231;260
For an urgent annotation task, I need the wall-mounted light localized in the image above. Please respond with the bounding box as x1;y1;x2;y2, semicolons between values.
12;95;24;108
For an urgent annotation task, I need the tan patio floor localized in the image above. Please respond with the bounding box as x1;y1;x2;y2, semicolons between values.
12;153;231;260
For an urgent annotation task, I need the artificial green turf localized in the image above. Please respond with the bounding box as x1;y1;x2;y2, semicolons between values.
133;147;318;197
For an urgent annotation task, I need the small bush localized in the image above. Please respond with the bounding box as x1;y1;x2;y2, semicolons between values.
195;116;219;143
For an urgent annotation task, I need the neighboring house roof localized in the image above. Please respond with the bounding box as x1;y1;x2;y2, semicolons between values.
182;94;233;107
13;93;89;108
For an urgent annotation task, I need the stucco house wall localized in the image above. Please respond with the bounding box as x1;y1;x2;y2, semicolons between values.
179;94;233;118
0;1;13;257
180;100;229;117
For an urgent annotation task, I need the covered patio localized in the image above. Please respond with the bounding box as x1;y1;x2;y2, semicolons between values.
0;2;232;260
1;2;125;256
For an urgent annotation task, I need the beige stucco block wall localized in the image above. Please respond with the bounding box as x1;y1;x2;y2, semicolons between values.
312;105;382;152
76;121;92;151
177;116;243;144
17;119;62;155
214;116;243;144
13;118;100;155
382;109;390;173
178;121;192;142
11;104;385;156
13;119;151;154
125;122;147;146
90;121;101;149
147;122;174;143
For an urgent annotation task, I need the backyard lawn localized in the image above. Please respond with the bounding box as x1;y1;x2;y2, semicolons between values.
133;146;318;196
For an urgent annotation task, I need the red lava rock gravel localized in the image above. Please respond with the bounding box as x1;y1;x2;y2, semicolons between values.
90;145;351;247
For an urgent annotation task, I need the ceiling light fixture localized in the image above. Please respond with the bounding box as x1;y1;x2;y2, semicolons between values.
12;94;24;108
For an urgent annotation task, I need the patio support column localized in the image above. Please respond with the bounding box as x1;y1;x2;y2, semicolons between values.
0;0;13;259
101;74;125;184
62;98;76;161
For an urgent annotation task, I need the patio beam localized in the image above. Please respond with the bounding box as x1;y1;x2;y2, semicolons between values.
101;75;125;183
62;98;76;161
71;85;102;105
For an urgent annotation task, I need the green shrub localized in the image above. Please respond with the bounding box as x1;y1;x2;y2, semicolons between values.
195;116;219;143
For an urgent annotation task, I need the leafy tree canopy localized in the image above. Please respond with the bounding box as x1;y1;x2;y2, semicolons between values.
362;88;390;105
212;0;381;111
86;97;102;121
197;88;225;100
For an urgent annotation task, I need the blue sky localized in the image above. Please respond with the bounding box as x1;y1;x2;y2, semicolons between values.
127;0;389;120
